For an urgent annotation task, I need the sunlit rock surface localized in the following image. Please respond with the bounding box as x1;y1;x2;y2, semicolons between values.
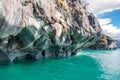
0;0;102;63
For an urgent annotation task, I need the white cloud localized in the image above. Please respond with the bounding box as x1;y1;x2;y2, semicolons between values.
86;0;120;15
99;18;120;40
99;19;111;25
85;0;120;40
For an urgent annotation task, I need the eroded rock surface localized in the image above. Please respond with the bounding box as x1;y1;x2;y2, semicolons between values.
87;34;117;50
0;0;102;63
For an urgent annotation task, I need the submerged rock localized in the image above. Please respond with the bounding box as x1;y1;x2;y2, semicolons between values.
0;0;102;63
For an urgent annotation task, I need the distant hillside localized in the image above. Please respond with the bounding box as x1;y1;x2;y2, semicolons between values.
115;40;120;48
86;34;117;50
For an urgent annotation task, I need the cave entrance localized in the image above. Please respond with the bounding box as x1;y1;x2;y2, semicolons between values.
42;50;46;58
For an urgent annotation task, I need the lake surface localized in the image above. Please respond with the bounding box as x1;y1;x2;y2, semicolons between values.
0;49;120;80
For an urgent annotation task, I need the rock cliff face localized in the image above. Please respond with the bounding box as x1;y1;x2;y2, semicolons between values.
0;0;102;63
87;34;117;50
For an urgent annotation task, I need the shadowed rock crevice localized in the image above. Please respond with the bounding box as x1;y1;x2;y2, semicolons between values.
41;50;46;58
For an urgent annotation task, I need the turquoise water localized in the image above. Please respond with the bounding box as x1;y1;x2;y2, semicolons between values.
0;49;120;80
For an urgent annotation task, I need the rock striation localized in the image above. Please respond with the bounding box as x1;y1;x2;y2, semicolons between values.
0;0;102;63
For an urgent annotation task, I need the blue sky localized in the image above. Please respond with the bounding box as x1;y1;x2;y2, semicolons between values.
86;0;120;40
98;9;120;28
